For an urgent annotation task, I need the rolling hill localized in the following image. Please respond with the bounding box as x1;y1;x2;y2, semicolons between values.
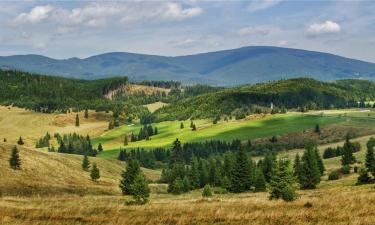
1;46;375;85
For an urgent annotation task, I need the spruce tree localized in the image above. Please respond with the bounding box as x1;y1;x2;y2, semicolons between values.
293;153;303;183
299;144;321;189
84;109;89;119
129;173;150;204
314;147;325;176
356;168;371;185
169;138;183;166
192;124;197;131
254;168;266;192
17;136;24;145
189;157;200;189
82;154;90;171
97;143;103;152
230;145;252;193
365;138;375;175
120;159;141;195
9;146;21;170
202;184;213;198
314;124;321;134
263;151;276;183
90;163;100;181
75;114;80;127
169;177;184;194
180;122;184;129
341;134;356;165
269;158;297;201
182;176;191;192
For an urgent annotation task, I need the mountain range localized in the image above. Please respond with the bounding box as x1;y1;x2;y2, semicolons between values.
1;46;375;86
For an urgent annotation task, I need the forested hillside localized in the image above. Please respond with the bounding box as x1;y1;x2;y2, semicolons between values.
0;70;128;113
155;78;375;121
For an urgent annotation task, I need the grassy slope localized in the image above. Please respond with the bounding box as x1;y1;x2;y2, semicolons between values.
95;113;345;158
1;135;374;225
0;106;110;146
0;144;160;196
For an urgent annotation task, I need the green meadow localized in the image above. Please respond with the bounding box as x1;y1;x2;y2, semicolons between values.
95;113;346;158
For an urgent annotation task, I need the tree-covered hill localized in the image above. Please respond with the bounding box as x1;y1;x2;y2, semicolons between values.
0;70;128;112
154;78;375;121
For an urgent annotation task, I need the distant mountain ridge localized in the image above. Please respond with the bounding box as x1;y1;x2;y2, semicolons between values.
1;46;375;85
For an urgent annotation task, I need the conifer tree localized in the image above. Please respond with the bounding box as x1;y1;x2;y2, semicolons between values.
84;109;89;119
314;124;321;134
299;144;321;189
129;173;150;204
170;138;183;166
198;159;209;188
341;134;356;165
365;138;375;175
90;163;100;181
17;136;24;145
189;157;200;189
182;176;191;192
75;114;80;127
154;127;158;135
269;158;297;201
314;147;325;176
97;143;103;152
202;184;213;198
108;121;114;130
356;168;371;185
263;151;276;182
293;153;303;183
254;168;266;192
9;146;21;170
230;145;252;193
120;159;141;195
192;124;197;131
82;154;90;171
168;177;184;194
180;122;184;129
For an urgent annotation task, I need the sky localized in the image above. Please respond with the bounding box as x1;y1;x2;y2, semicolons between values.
0;0;374;62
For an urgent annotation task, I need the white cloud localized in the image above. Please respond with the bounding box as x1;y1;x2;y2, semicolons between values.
248;0;282;12
238;26;279;36
306;20;341;36
14;5;54;24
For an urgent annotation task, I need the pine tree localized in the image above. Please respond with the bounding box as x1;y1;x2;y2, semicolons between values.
293;153;303;183
314;147;325;176
230;145;252;193
190;120;194;128
356;168;371;185
341;134;356;165
189;157;200;189
82;154;90;171
17;136;24;145
120;159;141;195
169;177;184;194
108;121;114;130
192;124;197;131
84;109;89;119
180;122;184;129
9;146;21;170
314;124;321;134
97;143;103;152
124;135;128;146
90;163;100;181
202;184;213;198
254;168;266;192
154;127;158;135
365;138;375;176
299;144;321;189
263;151;276;183
170;138;183;166
75;114;80;127
269;158;297;201
129;173;150;204
182;176;191;192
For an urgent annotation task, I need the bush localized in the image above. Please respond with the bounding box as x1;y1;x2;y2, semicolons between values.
202;185;213;198
281;185;297;202
341;165;350;174
328;171;340;180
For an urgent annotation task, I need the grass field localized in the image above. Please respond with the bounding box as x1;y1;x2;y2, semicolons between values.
1;134;375;225
93;113;350;158
0;143;160;196
0;106;110;146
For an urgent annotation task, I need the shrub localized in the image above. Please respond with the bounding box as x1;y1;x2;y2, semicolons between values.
341;165;350;174
328;171;340;180
202;185;213;198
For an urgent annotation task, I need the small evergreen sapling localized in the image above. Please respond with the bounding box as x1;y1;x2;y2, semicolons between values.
90;163;100;181
202;184;213;198
82;154;90;171
9;146;21;170
129;173;150;204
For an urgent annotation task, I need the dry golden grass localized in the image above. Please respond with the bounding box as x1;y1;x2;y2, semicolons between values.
144;101;169;113
0;106;110;146
0;143;160;196
0;180;374;225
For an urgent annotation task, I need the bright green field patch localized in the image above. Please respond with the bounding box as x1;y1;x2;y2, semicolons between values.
95;113;345;158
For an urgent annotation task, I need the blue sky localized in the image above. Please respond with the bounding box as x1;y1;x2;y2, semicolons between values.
0;0;374;62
